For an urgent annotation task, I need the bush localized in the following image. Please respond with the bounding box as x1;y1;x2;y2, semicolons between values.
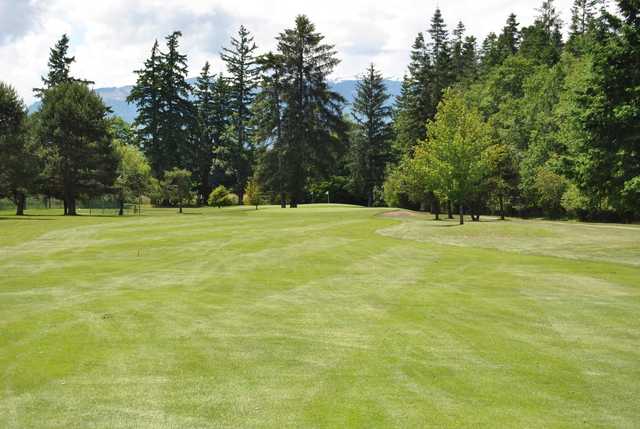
533;167;568;217
561;183;589;218
208;185;233;208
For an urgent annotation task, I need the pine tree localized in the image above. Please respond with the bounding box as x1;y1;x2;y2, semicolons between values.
276;15;346;207
220;26;259;201
158;31;193;173
34;34;92;97
568;0;600;53
127;41;162;172
393;33;433;155
191;62;217;204
481;32;501;71
497;14;521;59
38;82;118;215
349;64;393;206
428;8;453;106
452;22;467;80
520;0;564;65
128;33;192;177
253;52;287;206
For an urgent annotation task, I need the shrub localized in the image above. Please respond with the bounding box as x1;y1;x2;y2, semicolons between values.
561;183;589;218
208;185;233;208
533;167;568;217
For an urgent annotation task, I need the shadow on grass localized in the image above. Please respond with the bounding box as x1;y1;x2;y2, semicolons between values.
0;216;58;221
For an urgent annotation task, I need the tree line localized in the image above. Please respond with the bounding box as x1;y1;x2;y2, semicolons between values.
1;0;638;221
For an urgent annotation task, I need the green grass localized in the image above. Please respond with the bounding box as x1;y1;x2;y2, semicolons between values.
1;205;639;428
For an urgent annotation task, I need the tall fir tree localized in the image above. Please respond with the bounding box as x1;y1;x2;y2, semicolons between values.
191;62;217;204
349;64;393;206
220;26;259;201
393;33;434;155
276;15;346;207
520;0;564;65
128;33;192;177
497;14;521;60
253;52;287;206
34;34;92;97
159;31;193;174
127;41;162;169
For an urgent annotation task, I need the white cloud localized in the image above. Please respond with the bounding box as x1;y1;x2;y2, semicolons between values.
0;0;577;105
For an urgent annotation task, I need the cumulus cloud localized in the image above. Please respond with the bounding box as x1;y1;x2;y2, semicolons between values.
0;0;577;105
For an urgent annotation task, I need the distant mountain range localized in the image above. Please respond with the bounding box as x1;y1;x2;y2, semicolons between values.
29;79;403;123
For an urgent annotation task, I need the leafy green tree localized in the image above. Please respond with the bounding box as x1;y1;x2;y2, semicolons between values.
349;64;393;206
34;34;92;97
112;137;152;216
533;166;568;216
0;82;41;215
39;82;118;215
162;168;192;213
220;26;260;202
243;178;262;209
413;89;492;224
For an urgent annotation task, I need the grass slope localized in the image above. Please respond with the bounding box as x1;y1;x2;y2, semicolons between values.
1;205;639;428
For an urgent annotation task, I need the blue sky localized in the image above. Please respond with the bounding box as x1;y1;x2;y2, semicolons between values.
1;0;578;104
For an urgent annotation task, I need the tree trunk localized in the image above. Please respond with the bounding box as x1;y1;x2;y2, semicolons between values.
432;198;440;220
280;193;286;208
459;202;464;225
118;199;124;216
448;201;453;219
179;201;183;214
15;192;26;216
67;197;77;216
367;189;373;207
63;199;68;216
499;194;505;220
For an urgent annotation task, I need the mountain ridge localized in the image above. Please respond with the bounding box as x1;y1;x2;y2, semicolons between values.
29;79;402;123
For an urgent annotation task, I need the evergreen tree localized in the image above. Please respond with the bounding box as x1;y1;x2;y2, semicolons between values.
568;0;600;53
452;22;467;80
520;0;564;65
220;26;259;201
393;33;433;154
191;62;217;204
127;41;162;170
253;52;286;206
497;14;521;59
38;82;118;215
349;64;393;206
276;15;346;207
158;31;193;173
573;0;640;217
428;8;453;105
481;32;502;72
128;33;192;177
34;34;92;97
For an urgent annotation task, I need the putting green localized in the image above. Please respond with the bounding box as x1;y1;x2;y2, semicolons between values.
1;205;639;427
